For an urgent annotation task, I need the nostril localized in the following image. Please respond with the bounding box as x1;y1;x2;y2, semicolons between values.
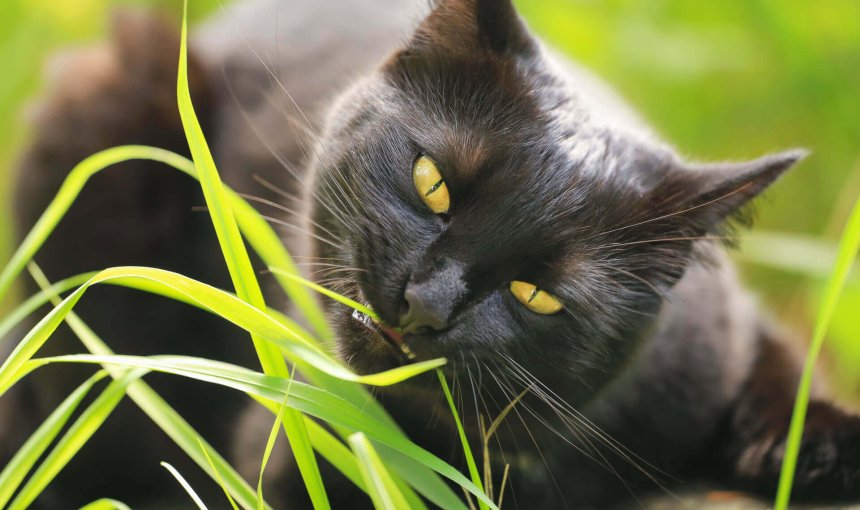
399;282;449;334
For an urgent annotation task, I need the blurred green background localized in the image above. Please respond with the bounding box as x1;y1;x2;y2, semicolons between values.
0;0;858;399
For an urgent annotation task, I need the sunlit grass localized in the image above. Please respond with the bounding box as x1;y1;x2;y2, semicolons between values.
775;195;860;509
0;2;490;508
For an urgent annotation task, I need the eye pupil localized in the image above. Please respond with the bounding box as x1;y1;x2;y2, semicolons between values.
425;178;445;196
510;280;563;315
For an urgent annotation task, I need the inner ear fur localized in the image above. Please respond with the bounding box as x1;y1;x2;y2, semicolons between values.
408;0;536;56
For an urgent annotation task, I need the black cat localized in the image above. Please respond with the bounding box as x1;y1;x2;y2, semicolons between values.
2;1;858;508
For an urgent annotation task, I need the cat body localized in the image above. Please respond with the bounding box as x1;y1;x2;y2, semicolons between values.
2;0;859;508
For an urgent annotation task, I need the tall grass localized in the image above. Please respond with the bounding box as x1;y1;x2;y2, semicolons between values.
0;1;857;508
0;2;494;508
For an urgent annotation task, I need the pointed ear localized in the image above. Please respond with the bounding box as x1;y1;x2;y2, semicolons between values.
677;149;807;230
409;0;535;56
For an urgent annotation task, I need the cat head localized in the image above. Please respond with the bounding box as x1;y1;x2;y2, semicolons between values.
307;0;803;394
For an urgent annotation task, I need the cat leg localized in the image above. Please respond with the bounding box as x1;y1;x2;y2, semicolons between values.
722;326;860;501
2;11;255;507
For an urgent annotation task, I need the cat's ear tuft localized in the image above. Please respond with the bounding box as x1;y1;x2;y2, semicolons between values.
473;0;534;54
679;149;807;228
410;0;535;56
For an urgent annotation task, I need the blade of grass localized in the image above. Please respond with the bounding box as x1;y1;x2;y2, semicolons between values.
349;432;411;510
437;370;488;510
481;387;528;503
0;144;327;337
7;369;146;510
162;461;208;510
303;418;367;492
34;352;497;509
775;196;860;509
29;263;267;510
257;378;295;510
254;398;430;510
197;437;241;510
177;10;317;501
20;272;443;509
25;267;449;508
7;276;452;505
0;272;95;342
269;268;377;319
0;266;446;398
78;499;132;510
0;371;107;508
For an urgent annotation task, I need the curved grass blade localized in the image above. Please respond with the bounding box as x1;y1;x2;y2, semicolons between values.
349;433;411;510
775;196;860;509
257;379;295;510
0;272;95;343
0;371;107;508
36;353;497;509
27;267;449;509
162;462;208;510
6;369;146;510
0;266;445;399
28;263;267;510
0;143;327;337
78;499;132;510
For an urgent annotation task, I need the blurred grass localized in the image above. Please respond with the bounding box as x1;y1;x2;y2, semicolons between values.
0;0;858;395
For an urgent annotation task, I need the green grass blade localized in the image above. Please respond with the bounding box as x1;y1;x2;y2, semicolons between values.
231;193;330;339
0;272;95;342
303;418;367;492
0;266;445;398
162;461;208;510
0;142;327;337
269;268;377;319
438;370;487;510
254;397;442;510
257;380;294;510
7;369;146;510
775;196;860;509
28;263;268;510
0;370;107;508
349;433;411;510
35;352;497;509
198;437;241;510
78;499;132;510
0;146;175;303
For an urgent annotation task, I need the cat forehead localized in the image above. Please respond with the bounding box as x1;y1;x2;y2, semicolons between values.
376;42;668;182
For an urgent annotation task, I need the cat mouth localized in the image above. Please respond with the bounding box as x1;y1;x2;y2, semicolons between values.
351;305;416;361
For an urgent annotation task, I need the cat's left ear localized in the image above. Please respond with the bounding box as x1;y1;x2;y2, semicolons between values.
411;0;536;56
673;149;807;229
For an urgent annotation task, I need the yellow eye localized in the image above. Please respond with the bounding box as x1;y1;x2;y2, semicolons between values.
413;156;450;214
510;281;564;315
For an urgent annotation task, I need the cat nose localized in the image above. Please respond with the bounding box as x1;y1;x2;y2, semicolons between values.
398;259;466;335
399;282;451;334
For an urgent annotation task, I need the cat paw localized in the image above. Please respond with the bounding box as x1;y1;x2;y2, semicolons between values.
744;401;860;501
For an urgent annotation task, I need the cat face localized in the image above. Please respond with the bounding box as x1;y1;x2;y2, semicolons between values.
307;0;802;395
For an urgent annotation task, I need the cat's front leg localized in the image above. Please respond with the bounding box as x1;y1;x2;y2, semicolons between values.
723;331;860;501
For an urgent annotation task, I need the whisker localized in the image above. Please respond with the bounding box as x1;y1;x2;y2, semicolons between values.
589;182;754;240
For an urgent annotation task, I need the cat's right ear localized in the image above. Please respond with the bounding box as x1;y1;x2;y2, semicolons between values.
406;0;536;57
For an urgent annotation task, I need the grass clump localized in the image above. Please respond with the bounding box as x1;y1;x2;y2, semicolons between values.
0;2;490;508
